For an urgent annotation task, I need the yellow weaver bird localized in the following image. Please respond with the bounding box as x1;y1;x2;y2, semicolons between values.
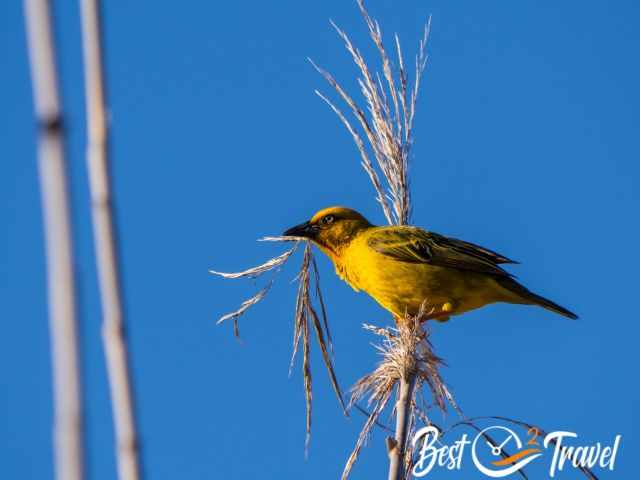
283;206;577;322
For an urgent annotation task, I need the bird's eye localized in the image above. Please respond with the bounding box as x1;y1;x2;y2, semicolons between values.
321;215;335;225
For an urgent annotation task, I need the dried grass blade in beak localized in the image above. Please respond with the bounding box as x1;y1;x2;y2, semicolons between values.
209;243;298;279
307;248;347;414
289;243;311;369
302;312;313;455
290;245;314;453
311;243;332;350
290;242;349;450
289;246;310;374
312;257;349;415
291;245;312;452
212;241;300;338
307;300;348;415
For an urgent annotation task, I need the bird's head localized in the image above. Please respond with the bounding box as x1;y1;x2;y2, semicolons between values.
283;206;372;258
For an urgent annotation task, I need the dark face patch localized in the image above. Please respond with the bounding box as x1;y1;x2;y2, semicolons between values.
284;207;373;254
314;218;369;252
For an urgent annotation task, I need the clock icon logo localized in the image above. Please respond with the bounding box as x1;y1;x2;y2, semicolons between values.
471;426;543;478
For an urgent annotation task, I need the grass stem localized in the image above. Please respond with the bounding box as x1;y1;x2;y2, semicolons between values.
79;0;141;478
23;1;84;478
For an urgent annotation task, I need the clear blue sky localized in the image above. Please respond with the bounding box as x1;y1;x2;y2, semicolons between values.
1;1;638;479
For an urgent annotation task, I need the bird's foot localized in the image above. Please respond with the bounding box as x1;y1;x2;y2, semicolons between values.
421;302;454;323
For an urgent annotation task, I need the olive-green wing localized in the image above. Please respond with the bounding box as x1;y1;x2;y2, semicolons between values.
367;226;515;277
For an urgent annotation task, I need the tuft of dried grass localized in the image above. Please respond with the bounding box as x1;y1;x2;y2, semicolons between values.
211;238;347;450
342;313;452;479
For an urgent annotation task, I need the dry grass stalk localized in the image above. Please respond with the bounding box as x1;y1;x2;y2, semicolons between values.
78;1;141;478
312;1;439;478
316;6;590;477
342;315;450;479
212;239;347;449
23;1;84;478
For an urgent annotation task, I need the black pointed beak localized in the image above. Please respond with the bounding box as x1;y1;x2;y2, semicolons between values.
283;221;317;239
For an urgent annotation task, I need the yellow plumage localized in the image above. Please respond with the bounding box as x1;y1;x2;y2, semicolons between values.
283;206;577;322
338;230;500;318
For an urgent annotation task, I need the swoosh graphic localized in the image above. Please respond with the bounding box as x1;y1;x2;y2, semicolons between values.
492;448;541;467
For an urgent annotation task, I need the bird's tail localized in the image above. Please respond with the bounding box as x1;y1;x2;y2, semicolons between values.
496;277;578;320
